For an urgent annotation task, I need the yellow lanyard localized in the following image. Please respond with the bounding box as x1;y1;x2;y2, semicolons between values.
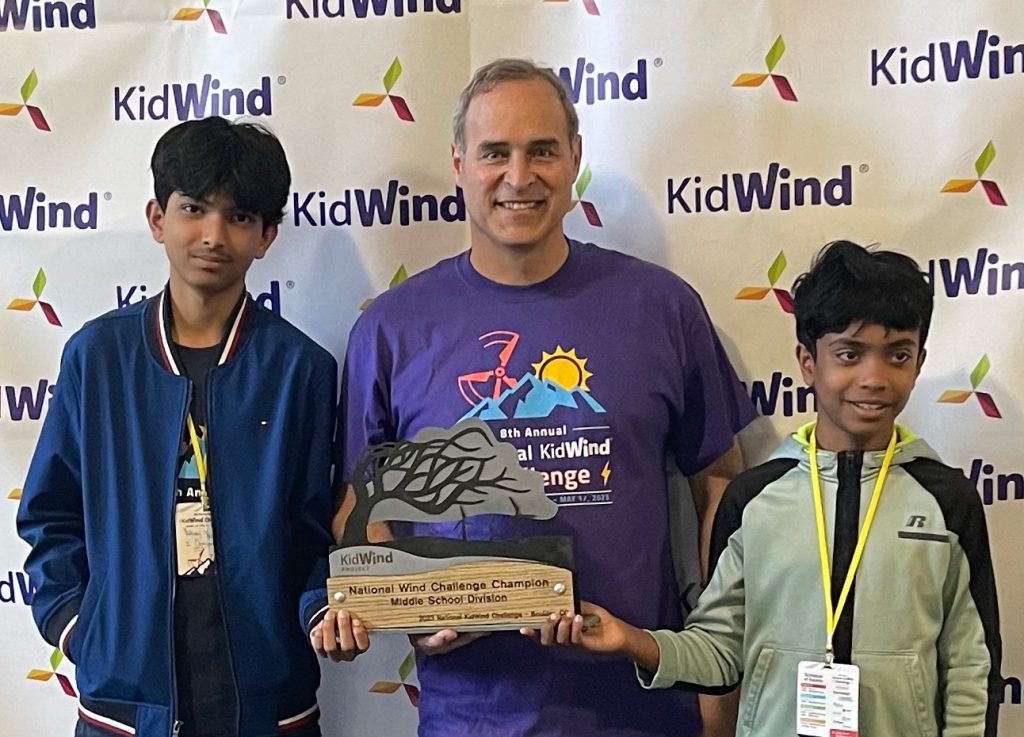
809;426;896;664
186;415;209;512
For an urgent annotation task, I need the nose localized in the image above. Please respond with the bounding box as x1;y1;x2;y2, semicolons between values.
201;212;228;247
857;354;889;390
504;151;535;190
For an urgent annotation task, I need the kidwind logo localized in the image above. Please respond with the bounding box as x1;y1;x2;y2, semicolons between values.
26;648;76;698
116;281;286;314
7;268;61;326
369;650;420;708
557;57;652;106
113;74;274;122
742;373;816;417
926;247;1023;298
571;164;602;226
336;550;394;567
871;29;1024;87
937;354;1001;418
173;0;227;34
941;141;1007;206
0;0;95;31
667;164;853;214
735;251;794;313
967;458;1023;505
0;69;50;130
544;0;599;16
1;379;55;421
732;35;797;101
286;0;460;20
353;58;413;122
1;570;36;605
1;187;99;231
293;183;464;228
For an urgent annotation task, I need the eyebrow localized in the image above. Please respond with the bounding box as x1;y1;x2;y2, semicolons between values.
829;337;919;349
177;193;215;206
476;138;562;151
179;193;253;215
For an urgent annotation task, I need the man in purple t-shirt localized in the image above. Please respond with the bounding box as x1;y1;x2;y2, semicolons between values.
334;58;755;737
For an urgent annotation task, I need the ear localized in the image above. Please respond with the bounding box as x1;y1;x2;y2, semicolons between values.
255;223;278;260
796;343;816;386
452;142;464;185
571;134;582;179
915;347;927;377
146;200;165;243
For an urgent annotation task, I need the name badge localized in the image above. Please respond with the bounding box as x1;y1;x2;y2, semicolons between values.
797;660;859;737
175;502;215;577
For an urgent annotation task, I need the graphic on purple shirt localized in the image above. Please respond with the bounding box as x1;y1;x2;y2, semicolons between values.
339;241;756;737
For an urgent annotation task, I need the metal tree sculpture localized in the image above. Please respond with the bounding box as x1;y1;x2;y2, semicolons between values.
341;420;554;546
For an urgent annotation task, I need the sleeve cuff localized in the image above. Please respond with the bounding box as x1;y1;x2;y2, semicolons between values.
303;597;329;636
43;595;82;661
635;629;683;690
59;615;78;659
635;628;742;694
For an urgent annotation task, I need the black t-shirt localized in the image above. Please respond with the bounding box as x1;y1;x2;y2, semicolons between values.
173;343;238;737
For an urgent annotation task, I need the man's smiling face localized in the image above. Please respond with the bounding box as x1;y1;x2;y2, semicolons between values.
453;78;581;259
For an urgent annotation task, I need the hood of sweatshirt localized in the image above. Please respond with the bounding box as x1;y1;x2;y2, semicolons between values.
770;422;940;479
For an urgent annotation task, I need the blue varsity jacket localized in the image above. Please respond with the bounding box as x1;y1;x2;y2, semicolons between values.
17;293;336;737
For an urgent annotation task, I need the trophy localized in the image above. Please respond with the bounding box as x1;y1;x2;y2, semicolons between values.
327;420;578;632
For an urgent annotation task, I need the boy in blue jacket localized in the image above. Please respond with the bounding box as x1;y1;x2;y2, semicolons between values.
18;117;357;737
533;241;1002;737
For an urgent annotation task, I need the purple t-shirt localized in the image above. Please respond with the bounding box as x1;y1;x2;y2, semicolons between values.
339;241;755;737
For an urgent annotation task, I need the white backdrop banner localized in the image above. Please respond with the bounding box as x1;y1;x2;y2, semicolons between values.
2;1;1021;735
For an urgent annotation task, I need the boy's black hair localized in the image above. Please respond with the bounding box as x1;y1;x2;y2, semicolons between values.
792;240;933;357
150;116;290;226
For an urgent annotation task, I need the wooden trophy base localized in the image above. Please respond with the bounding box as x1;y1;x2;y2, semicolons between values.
327;537;577;632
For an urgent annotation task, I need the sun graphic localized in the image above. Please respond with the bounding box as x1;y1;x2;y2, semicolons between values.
531;346;594;391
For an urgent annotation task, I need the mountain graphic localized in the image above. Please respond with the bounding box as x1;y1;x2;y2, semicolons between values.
179;457;199;478
461;373;606;421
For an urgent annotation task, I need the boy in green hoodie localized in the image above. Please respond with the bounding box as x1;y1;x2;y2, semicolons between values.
531;241;1002;737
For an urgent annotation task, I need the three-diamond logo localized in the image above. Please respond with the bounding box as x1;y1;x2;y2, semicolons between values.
941;141;1007;206
26;648;76;698
360;264;408;311
735;251;794;313
7;268;62;326
353;58;414;122
0;70;51;131
173;0;227;33
369;650;420;707
732;36;797;102
938;354;1001;418
571;164;602;226
544;0;600;16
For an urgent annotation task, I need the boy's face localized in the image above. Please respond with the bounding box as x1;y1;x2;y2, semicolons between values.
146;190;276;299
797;321;925;452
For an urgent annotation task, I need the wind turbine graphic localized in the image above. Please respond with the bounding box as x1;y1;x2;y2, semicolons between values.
458;331;521;405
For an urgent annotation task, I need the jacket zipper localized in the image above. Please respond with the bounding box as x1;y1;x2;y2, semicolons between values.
832;451;863;665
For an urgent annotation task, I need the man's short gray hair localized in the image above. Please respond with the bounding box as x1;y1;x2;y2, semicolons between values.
452;58;579;152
